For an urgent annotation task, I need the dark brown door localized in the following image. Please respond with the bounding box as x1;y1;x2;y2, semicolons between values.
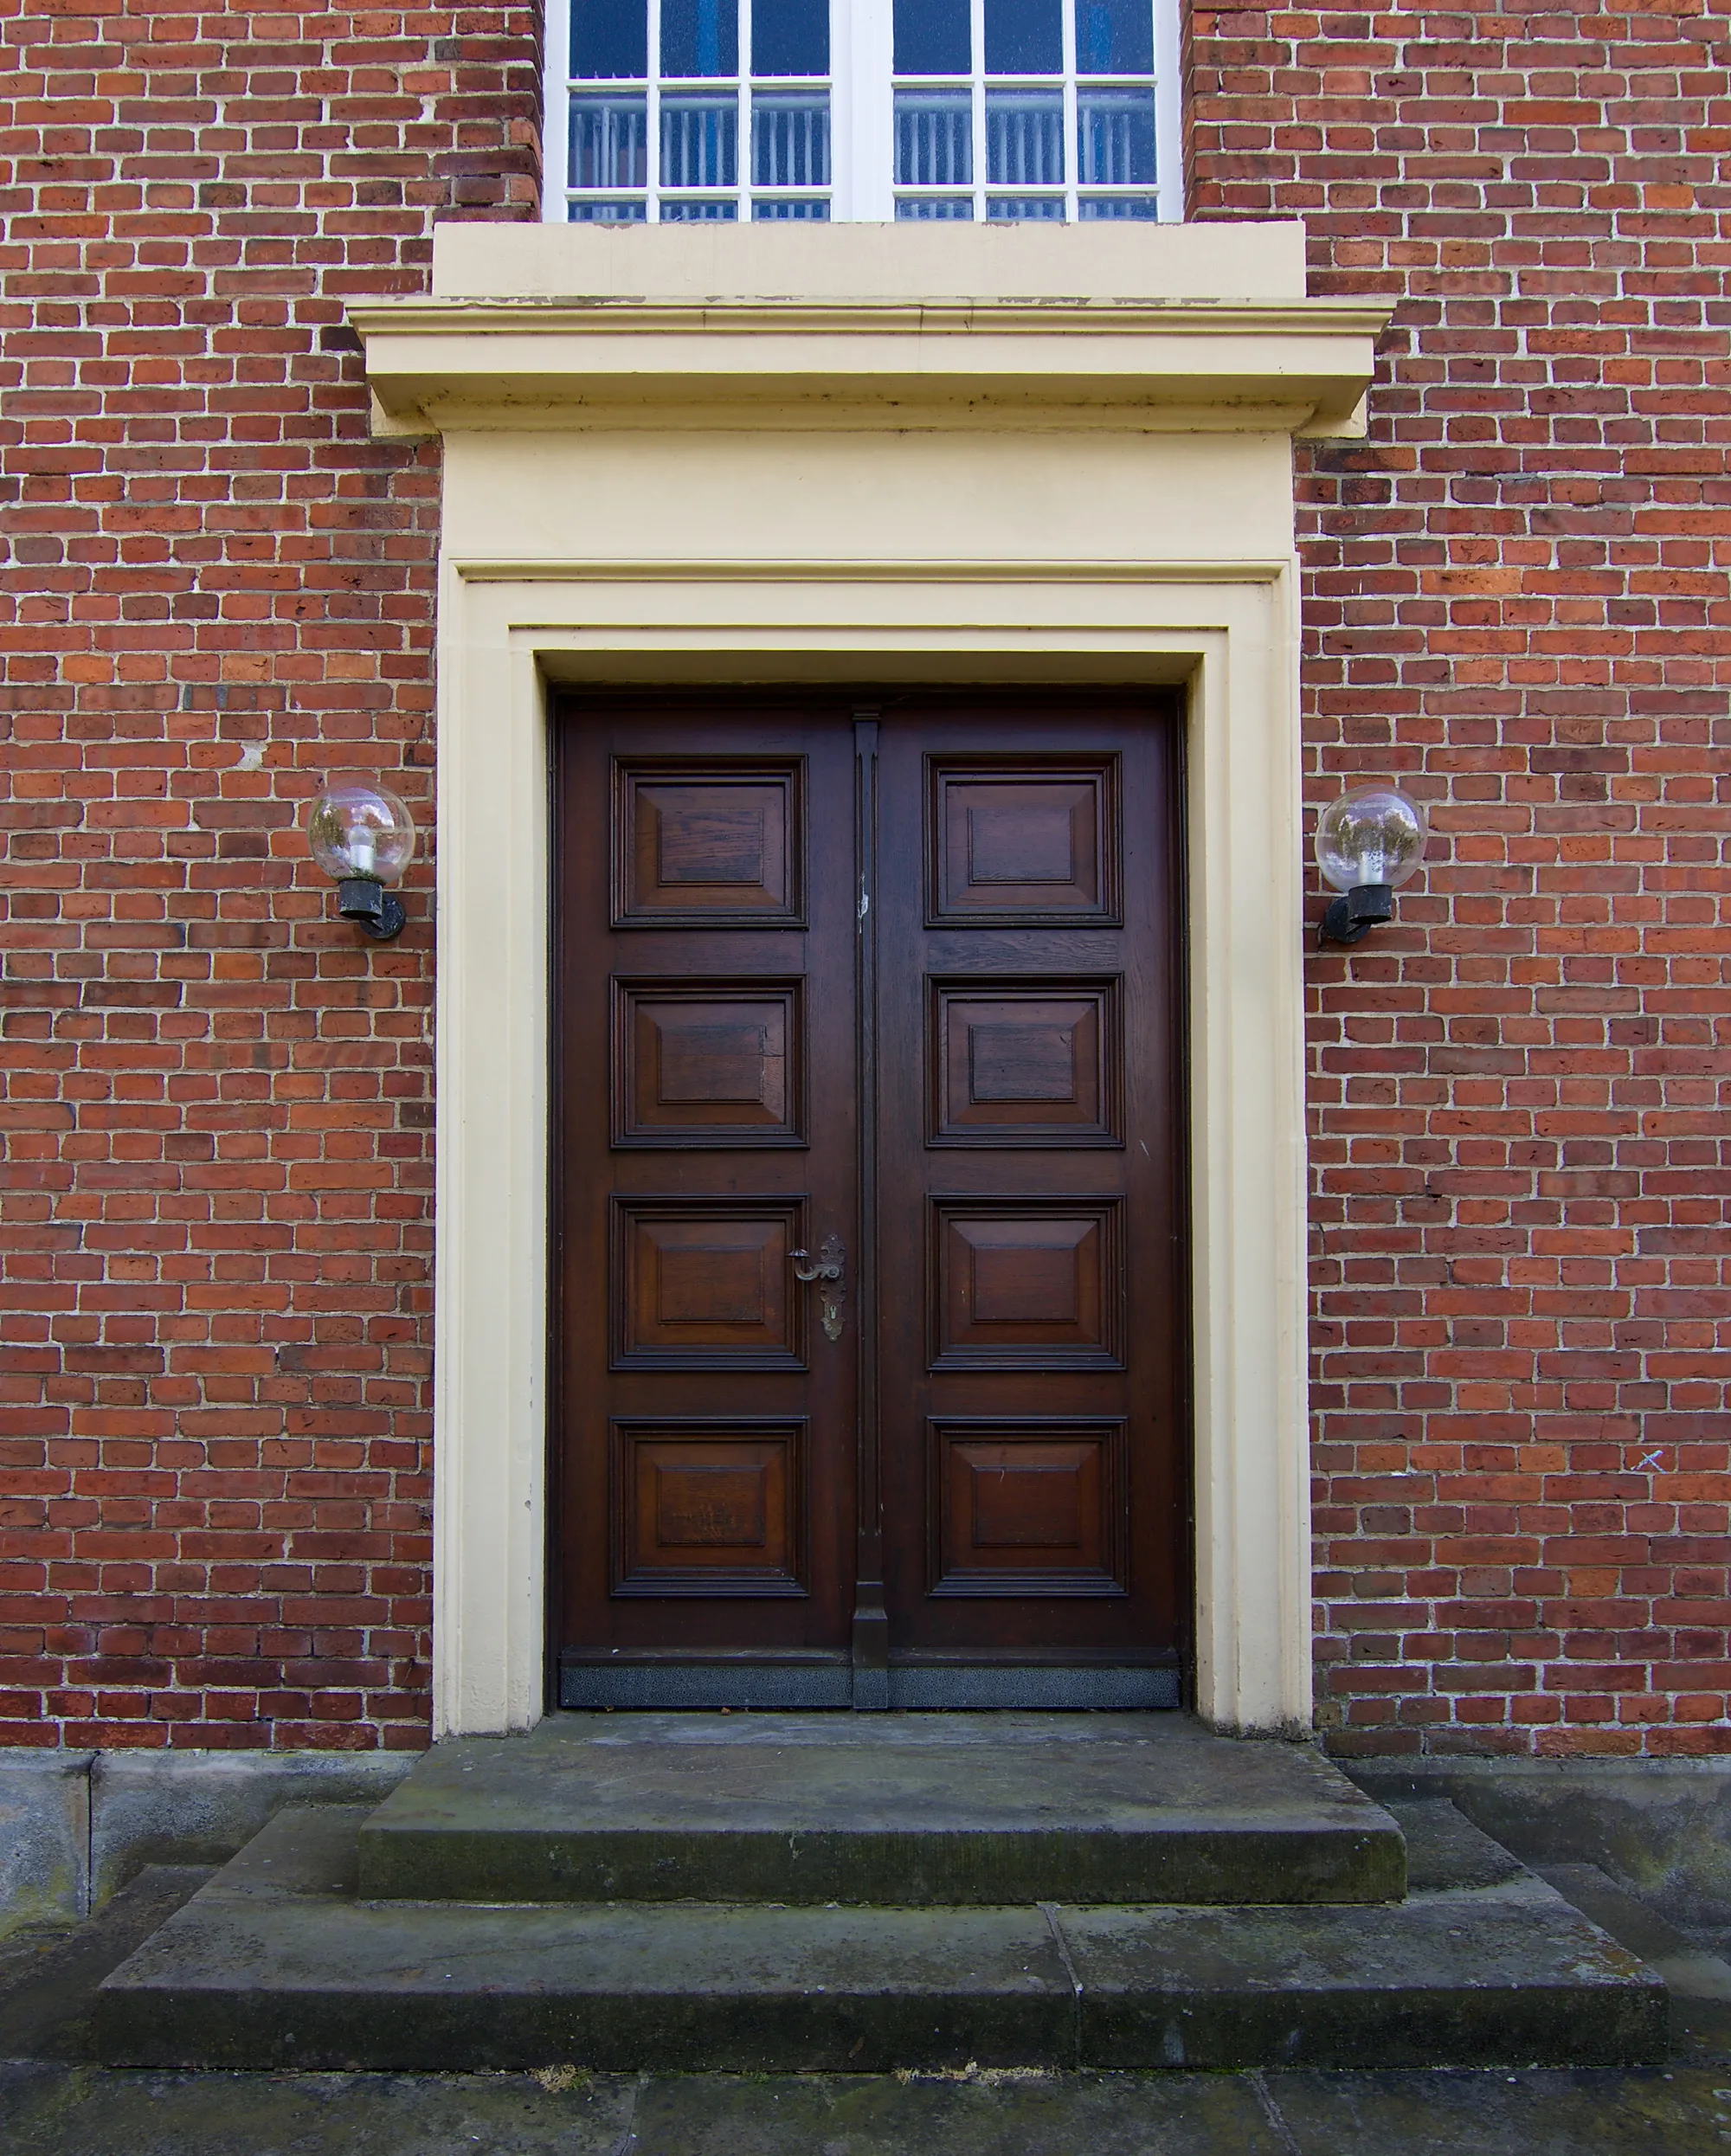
553;696;1185;1711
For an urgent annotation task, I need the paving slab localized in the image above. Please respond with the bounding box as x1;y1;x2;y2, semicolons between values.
3;2064;1728;2156
356;1712;1406;1907
93;1802;1663;2074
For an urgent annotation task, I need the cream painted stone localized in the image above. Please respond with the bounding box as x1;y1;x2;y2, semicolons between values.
355;224;1390;1741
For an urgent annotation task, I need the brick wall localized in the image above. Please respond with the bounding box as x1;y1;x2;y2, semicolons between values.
0;3;538;1748
5;3;1727;1759
1193;5;1731;1753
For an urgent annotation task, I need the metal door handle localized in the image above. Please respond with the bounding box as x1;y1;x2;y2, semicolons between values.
790;1233;846;1341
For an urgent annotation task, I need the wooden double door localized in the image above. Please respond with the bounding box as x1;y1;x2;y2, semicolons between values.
553;695;1186;1710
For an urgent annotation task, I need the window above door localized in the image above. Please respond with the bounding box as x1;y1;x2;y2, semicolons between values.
544;0;1183;225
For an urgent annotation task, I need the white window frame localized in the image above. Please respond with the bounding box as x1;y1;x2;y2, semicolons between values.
542;0;1184;223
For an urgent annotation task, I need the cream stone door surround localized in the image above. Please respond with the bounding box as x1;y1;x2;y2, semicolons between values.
352;221;1387;1740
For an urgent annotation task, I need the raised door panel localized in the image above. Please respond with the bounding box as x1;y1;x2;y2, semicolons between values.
613;1420;807;1596
614;760;805;925
615;980;805;1146
930;978;1123;1144
931;1199;1123;1368
928;1419;1129;1597
929;756;1122;924
613;1199;805;1368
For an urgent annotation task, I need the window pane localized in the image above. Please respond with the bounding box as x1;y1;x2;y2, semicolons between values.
570;96;649;187
987;196;1065;219
1078;87;1155;184
754;197;831;219
986;90;1064;184
894;92;972;186
897;196;975;220
752;0;828;77
661;197;740;220
661;97;738;188
1079;194;1158;218
985;0;1062;74
1074;0;1154;75
753;94;830;185
661;0;738;78
571;0;647;80
568;198;647;222
895;0;969;75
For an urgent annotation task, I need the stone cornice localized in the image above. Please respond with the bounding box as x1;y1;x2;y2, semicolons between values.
352;291;1391;441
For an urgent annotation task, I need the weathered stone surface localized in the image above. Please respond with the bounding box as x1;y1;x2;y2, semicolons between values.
14;2063;1728;2156
92;1804;1664;2074
0;1867;211;2064
0;1756;93;1938
356;1714;1406;1907
1064;1878;1664;2070
90;1751;413;1908
1346;1759;1731;1934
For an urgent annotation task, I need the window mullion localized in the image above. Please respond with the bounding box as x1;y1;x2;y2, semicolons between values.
969;0;987;220
1061;0;1078;222
545;0;570;219
1154;0;1182;222
646;0;662;219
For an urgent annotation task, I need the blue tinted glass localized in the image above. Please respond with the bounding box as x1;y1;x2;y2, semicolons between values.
752;94;830;183
986;90;1063;183
895;92;972;185
661;98;737;187
662;0;738;77
895;0;969;74
752;0;827;76
571;0;647;79
1078;87;1155;183
569;96;649;185
1075;0;1153;74
985;0;1061;74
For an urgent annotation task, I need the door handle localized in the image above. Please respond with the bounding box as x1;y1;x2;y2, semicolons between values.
790;1234;846;1342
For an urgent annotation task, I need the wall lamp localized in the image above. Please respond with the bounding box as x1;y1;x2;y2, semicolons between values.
1316;784;1427;947
306;783;417;941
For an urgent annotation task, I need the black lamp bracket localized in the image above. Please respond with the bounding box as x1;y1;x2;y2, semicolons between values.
337;875;406;942
1319;881;1393;948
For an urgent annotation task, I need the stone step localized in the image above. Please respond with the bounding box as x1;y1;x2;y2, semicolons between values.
353;1713;1406;1907
93;1802;1666;2074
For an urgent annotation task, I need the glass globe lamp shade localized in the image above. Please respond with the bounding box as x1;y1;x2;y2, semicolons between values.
307;783;416;886
1316;786;1427;895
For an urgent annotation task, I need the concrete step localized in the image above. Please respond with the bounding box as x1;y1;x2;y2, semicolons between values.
93;1802;1666;2074
353;1713;1406;1907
